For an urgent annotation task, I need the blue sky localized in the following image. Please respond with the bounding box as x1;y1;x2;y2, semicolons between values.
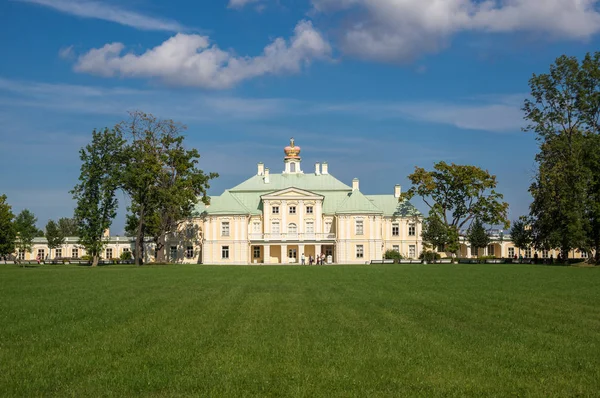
2;0;600;234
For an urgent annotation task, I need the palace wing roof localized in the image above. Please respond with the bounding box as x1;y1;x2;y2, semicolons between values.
195;172;422;217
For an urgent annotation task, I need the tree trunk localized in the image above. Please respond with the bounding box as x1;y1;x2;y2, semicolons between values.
155;233;166;263
135;205;145;266
91;254;99;267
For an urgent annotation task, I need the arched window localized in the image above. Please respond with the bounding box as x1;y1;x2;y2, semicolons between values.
290;162;296;172
288;223;297;234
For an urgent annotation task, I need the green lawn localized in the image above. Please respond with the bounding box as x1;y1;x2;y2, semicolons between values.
1;263;599;397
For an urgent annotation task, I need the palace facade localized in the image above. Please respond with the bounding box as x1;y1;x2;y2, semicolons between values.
195;138;424;264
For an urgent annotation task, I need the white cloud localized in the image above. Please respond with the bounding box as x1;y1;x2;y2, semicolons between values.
0;77;523;131
311;0;600;62
73;20;331;89
18;0;185;31
228;0;262;9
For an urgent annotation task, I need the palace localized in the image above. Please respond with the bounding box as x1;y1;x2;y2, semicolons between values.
195;138;424;264
11;138;591;264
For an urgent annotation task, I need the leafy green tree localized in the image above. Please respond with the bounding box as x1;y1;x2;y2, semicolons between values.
384;249;402;262
421;212;449;253
58;217;78;237
523;53;600;261
510;218;532;258
403;161;509;257
117;111;217;265
71;128;125;267
45;220;65;258
0;194;16;258
14;209;39;264
466;218;490;258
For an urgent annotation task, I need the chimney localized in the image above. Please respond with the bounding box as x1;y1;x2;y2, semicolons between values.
322;162;329;175
394;184;401;198
352;178;359;192
315;162;321;175
257;162;264;176
264;168;270;184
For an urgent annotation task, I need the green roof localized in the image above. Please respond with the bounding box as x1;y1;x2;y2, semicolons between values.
336;191;383;214
231;173;351;192
366;195;422;218
198;172;422;217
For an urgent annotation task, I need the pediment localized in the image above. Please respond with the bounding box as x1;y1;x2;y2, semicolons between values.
261;187;323;200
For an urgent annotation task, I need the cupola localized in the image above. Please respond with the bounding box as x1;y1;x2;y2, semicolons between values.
283;137;303;174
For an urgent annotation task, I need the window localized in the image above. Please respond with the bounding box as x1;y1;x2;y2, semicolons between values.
305;221;314;234
409;245;416;258
393;245;399;252
288;223;297;235
392;223;399;236
288;248;297;259
18;250;25;260
37;249;45;260
170;246;177;261
289;206;296;214
221;221;230;237
253;246;261;258
508;247;515;258
106;248;113;259
408;223;416;236
542;250;548;258
356;219;364;235
290;162;296;172
581;250;588;258
487;245;495;257
55;248;62;258
252;222;261;233
325;221;332;233
71;248;79;258
525;248;532;258
356;245;364;258
471;246;478;256
272;206;279;214
271;221;280;234
306;206;313;214
222;246;229;259
186;246;194;258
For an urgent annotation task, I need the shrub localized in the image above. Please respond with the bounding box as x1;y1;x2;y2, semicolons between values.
120;251;133;261
384;250;403;262
419;251;441;262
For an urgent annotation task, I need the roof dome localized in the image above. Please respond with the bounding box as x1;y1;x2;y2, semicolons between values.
284;137;301;159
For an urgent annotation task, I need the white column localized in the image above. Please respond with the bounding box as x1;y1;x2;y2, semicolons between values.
299;244;305;262
264;200;270;234
316;201;322;239
282;200;287;238
264;245;270;264
299;200;304;235
315;244;321;258
281;244;288;264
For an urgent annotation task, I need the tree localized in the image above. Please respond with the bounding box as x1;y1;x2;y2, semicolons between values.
0;194;16;258
467;218;490;258
523;53;600;261
71;128;125;267
384;249;402;262
45;220;65;258
58;217;78;237
421;212;450;253
14;209;39;264
510;218;532;258
403;161;509;257
117;111;217;265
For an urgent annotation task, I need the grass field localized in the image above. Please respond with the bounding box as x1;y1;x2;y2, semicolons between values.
1;263;599;397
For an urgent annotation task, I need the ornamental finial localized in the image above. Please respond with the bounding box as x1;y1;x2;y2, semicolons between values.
290;137;295;147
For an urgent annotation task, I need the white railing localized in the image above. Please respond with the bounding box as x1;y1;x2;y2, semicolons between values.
248;233;336;241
